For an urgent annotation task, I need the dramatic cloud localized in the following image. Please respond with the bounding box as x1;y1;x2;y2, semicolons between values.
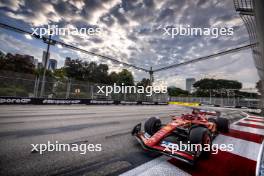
0;0;259;88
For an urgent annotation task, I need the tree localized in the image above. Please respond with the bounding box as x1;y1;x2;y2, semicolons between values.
64;59;84;80
0;53;35;74
137;78;151;87
0;53;5;70
117;69;134;86
0;50;5;60
256;80;263;95
193;79;242;90
167;86;189;97
35;67;54;79
193;78;242;97
63;58;112;84
63;58;136;85
109;72;119;84
93;63;109;84
53;68;66;80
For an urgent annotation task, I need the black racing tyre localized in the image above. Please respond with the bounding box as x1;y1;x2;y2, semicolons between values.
144;117;161;136
208;118;217;124
189;127;212;158
216;117;229;133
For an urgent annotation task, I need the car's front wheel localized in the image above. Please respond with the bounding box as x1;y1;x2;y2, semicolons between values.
144;117;161;136
189;126;212;158
216;117;229;133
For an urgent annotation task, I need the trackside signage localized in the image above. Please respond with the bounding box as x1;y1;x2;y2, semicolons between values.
0;98;31;104
0;97;168;105
43;99;81;104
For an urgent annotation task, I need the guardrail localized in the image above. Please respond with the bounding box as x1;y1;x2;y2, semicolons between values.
0;97;168;105
0;72;168;103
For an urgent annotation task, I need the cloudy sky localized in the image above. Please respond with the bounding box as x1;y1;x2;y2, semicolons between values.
0;0;259;89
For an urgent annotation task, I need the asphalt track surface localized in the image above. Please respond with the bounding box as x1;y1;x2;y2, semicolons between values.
0;105;263;176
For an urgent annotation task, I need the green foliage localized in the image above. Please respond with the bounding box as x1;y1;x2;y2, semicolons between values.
0;52;137;86
53;68;66;79
116;69;134;86
0;86;28;97
35;67;54;78
137;78;151;87
63;58;135;85
109;72;119;83
256;80;263;94
193;78;242;90
168;86;189;97
0;53;35;74
192;78;244;97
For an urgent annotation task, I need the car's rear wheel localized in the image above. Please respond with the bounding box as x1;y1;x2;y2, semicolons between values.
144;117;161;136
216;117;229;133
189;126;212;158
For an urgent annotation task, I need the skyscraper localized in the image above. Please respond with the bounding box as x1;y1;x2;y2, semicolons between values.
48;59;57;71
186;78;196;93
42;51;50;69
64;57;71;67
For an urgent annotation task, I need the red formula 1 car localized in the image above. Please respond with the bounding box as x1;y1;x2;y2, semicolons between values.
132;109;229;165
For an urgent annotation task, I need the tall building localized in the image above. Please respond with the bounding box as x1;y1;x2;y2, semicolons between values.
42;51;50;69
48;59;57;70
186;78;196;93
64;57;71;67
33;59;38;68
41;51;57;70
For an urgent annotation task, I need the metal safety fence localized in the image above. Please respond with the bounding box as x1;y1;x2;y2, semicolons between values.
0;71;168;102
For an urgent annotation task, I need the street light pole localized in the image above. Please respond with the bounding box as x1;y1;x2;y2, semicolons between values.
149;67;154;86
40;35;52;98
209;89;212;104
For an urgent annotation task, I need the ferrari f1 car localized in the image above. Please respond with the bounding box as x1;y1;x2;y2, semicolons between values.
131;109;229;165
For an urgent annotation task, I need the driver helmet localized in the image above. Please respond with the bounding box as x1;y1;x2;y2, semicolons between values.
192;108;200;115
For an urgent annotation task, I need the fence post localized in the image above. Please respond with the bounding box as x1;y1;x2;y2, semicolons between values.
209;89;212;104
14;78;17;97
66;78;71;99
91;84;94;99
33;76;38;97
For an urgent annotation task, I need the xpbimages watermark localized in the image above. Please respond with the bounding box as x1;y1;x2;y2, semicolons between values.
162;141;234;155
159;24;234;38
31;141;102;154
97;83;167;96
31;24;102;38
